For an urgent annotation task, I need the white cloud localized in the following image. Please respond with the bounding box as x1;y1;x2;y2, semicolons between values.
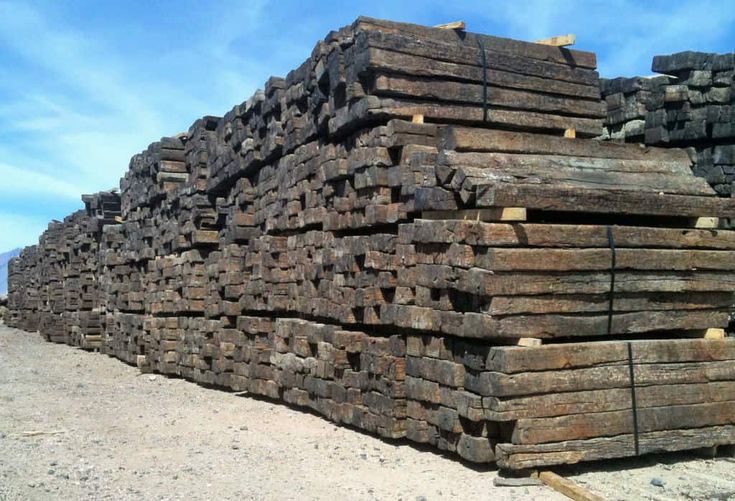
0;0;276;251
0;2;164;133
0;162;82;200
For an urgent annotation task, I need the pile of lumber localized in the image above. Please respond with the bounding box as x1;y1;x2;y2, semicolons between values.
6;192;121;349
6;246;40;331
120;137;187;216
99;119;223;359
7;18;735;470
473;337;735;468
647;52;735;145
600;51;735;196
82;190;122;232
61;194;121;350
599;76;671;142
33;220;67;343
206;17;605;195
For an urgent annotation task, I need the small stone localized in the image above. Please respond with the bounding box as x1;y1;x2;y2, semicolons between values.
239;425;248;431
148;375;157;382
650;478;665;488
359;453;367;460
416;496;428;501
232;444;240;450
47;469;55;475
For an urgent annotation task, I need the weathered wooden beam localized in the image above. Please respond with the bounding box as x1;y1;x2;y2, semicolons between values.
496;425;735;469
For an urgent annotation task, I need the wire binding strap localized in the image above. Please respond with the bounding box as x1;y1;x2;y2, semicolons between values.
627;342;640;455
476;38;488;122
606;225;616;335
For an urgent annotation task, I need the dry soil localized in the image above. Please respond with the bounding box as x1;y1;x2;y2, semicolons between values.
1;323;734;500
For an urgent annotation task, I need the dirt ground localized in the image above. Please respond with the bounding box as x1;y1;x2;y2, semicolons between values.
1;323;734;501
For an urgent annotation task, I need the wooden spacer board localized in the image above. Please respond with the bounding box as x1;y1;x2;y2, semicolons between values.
693;217;719;229
434;21;466;30
517;338;543;347
535;34;576;47
704;328;726;339
421;207;527;222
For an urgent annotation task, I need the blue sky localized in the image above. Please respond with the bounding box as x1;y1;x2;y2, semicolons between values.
1;0;734;251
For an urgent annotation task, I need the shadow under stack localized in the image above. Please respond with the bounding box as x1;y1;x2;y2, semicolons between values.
7;18;735;470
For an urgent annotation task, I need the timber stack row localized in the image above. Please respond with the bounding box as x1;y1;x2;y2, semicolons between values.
601;51;735;196
7;192;121;348
7;18;735;470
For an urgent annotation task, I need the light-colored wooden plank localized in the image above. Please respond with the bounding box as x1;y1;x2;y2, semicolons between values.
517;337;543;347
564;128;576;138
704;328;726;339
434;21;466;30
693;217;719;228
537;471;605;501
412;114;425;124
422;207;527;222
535;34;576;47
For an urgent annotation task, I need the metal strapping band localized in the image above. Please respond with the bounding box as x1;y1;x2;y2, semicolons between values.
476;39;488;122
627;342;640;455
606;225;616;335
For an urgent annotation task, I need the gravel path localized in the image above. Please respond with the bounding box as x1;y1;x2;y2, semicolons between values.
1;323;734;500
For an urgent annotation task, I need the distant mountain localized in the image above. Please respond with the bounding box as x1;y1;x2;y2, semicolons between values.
0;248;21;295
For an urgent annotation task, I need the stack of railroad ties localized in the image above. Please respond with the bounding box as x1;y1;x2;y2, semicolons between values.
7;246;40;331
6;191;121;348
600;51;735;196
65;191;122;349
7;17;735;470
